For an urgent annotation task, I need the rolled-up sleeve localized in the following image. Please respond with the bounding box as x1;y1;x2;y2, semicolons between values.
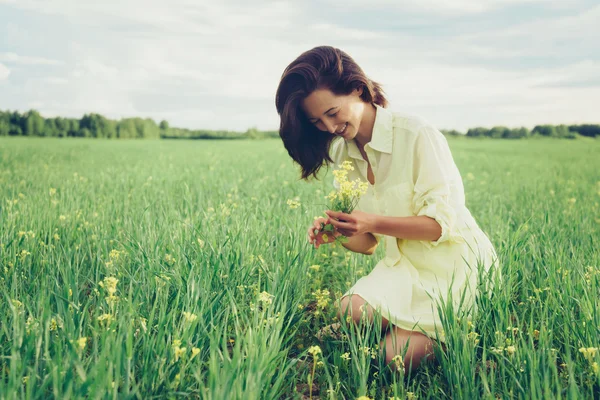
411;125;465;248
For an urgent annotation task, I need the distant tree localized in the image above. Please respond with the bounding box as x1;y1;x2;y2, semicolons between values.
503;127;530;139
489;126;509;139
80;113;116;138
23;110;45;136
0;112;9;136
466;127;489;137
532;125;556;137
53;117;67;137
569;124;600;138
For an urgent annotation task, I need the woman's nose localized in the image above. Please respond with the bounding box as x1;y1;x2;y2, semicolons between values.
323;120;337;134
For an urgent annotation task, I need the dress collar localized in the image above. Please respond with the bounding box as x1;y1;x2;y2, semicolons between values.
345;103;393;160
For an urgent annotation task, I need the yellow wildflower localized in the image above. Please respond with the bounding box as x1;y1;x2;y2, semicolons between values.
341;160;354;171
172;340;186;362
392;354;405;372
579;347;599;362
191;347;201;360
97;313;114;327
258;291;274;305
286;199;301;209
308;345;322;358
76;337;87;352
182;311;198;323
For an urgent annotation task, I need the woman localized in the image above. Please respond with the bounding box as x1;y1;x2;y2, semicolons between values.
275;46;499;371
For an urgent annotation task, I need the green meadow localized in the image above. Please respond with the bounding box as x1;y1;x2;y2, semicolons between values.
0;136;599;399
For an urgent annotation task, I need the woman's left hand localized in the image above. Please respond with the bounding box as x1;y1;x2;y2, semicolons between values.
324;209;375;238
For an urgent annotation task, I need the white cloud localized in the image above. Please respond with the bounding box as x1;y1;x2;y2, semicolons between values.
0;52;63;65
321;0;578;15
0;63;10;80
0;0;598;130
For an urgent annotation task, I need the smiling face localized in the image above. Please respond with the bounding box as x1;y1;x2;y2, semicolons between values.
301;88;366;141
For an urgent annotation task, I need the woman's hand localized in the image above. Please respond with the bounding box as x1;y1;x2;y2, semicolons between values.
307;216;342;249
325;209;375;238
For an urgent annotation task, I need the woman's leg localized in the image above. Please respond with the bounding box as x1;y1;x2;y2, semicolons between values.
337;294;389;330
381;325;441;372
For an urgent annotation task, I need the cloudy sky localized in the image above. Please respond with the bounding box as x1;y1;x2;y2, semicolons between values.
0;0;598;132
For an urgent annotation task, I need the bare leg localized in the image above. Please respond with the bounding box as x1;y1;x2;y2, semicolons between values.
337;294;390;330
381;325;442;372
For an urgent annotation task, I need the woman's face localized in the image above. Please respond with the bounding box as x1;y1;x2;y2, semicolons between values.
301;88;365;140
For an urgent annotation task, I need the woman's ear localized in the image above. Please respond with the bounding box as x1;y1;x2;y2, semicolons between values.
355;86;363;97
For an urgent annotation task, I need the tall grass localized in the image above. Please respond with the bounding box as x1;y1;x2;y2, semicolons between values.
0;137;598;399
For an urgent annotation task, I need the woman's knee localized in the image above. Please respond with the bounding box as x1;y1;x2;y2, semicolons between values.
337;295;388;328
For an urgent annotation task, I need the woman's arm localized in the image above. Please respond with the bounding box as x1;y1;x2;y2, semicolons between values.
325;210;443;245
372;215;442;242
341;232;379;255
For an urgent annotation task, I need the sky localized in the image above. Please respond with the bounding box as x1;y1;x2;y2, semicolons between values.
0;0;599;132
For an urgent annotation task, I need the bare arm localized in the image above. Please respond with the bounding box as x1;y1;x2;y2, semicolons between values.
372;215;442;242
341;232;379;255
325;209;443;246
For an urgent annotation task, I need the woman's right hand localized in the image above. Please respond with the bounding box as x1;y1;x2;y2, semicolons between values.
307;216;342;249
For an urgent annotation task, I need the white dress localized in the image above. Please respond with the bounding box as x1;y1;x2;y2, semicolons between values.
330;104;500;343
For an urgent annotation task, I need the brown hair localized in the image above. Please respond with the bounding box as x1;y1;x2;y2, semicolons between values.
275;46;388;180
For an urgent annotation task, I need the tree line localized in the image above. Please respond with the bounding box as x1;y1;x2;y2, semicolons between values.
443;124;599;139
0;109;597;140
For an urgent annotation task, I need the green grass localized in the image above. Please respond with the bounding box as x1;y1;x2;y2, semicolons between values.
0;136;599;399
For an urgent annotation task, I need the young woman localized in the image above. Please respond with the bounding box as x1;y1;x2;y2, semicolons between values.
275;46;499;371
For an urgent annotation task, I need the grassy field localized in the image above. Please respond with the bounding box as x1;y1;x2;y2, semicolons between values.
0;136;599;399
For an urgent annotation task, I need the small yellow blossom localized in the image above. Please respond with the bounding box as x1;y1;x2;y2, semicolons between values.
341;352;351;361
50;318;58;331
258;291;274;305
164;254;176;265
197;238;205;248
308;345;322;358
579;347;599;362
191;347;201;359
76;337;87;352
505;345;516;356
172;340;186;362
182;311;198;323
11;299;23;309
49;188;57;196
99;277;118;296
312;289;330;310
308;264;320;272
286;199;301;209
97;313;114;327
392;354;405;372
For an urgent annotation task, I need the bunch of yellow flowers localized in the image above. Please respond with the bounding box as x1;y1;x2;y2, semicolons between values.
318;161;369;243
325;161;369;213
